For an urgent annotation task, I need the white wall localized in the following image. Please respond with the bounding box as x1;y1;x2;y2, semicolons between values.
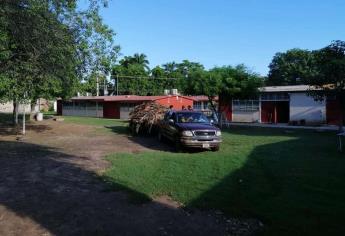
62;107;103;118
289;93;325;123
232;111;260;123
0;102;31;113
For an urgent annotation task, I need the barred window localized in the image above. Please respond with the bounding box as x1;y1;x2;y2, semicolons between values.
233;100;259;112
193;101;202;110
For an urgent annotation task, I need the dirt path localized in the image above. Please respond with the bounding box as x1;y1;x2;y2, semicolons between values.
0;120;261;236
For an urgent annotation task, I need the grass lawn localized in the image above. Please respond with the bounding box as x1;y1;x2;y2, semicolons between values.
103;126;345;235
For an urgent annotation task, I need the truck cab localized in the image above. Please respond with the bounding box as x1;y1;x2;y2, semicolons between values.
158;111;222;151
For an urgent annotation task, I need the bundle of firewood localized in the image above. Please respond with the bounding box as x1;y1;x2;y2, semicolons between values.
129;102;168;134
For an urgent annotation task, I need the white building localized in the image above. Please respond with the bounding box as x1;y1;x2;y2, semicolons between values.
221;85;341;125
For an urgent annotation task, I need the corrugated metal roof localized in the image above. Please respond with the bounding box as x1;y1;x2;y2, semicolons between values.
259;85;312;92
71;95;198;102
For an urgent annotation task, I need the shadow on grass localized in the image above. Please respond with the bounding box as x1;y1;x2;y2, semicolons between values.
223;125;338;137
0;124;52;135
0;140;234;235
104;124;129;135
103;126;344;235
104;124;177;152
188;129;345;235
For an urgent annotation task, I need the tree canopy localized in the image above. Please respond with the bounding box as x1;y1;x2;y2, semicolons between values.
267;48;316;86
0;0;118;122
305;40;345;125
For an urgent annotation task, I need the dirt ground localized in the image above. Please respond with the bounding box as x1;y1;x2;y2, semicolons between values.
0;120;261;236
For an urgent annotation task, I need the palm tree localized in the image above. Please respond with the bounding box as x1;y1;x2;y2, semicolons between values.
132;53;150;71
162;62;177;74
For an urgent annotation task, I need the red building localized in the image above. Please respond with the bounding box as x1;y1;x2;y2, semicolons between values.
58;95;205;119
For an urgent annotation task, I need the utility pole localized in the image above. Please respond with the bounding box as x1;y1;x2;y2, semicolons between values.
22;92;27;135
104;72;110;96
116;75;119;96
96;76;99;96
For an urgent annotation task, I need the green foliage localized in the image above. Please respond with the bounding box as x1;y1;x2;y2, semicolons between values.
109;55;262;99
0;0;118;104
305;40;345;123
79;73;113;96
183;65;263;102
151;66;165;78
267;48;316;86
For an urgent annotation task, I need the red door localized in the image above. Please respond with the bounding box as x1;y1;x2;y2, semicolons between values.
261;101;289;123
326;98;342;125
103;102;120;118
57;100;62;115
261;102;275;123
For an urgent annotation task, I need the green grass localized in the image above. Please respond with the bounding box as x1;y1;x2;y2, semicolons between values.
43;111;57;116
104;126;345;235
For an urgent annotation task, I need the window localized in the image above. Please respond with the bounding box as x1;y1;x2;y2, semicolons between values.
193;101;202;110
194;101;211;110
233;100;259;112
120;103;137;112
176;112;209;123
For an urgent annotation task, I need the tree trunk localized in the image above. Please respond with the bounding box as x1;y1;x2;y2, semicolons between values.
30;99;37;120
13;101;19;125
208;96;218;120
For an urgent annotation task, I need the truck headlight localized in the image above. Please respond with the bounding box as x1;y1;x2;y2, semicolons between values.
216;131;222;136
182;130;193;137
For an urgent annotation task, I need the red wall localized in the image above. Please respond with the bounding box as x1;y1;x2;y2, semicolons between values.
261;101;289;123
218;97;232;121
155;96;193;110
103;102;120;118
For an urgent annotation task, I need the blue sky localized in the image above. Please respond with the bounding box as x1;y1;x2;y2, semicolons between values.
96;0;345;75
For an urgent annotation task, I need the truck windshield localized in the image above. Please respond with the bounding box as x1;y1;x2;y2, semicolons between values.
176;113;209;123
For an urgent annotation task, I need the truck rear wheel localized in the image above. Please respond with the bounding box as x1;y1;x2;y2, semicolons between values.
158;131;164;142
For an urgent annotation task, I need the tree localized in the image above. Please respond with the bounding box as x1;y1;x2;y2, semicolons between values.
162;62;182;78
0;0;118;124
184;65;263;121
176;60;204;77
151;66;165;78
0;0;79;123
132;53;150;71
267;49;316;86
305;40;345;129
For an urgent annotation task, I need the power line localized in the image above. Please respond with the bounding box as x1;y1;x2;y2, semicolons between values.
110;75;181;80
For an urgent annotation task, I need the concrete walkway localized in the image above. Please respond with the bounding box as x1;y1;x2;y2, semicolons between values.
224;122;340;131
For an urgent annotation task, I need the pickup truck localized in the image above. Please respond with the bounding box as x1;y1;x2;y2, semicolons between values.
158;111;222;151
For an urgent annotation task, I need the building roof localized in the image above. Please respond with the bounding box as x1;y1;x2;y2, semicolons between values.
71;95;199;102
259;85;313;92
191;95;218;102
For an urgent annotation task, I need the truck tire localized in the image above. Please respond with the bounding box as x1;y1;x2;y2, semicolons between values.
158;131;164;142
175;137;183;152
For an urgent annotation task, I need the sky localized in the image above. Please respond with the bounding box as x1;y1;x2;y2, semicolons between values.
94;0;345;76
